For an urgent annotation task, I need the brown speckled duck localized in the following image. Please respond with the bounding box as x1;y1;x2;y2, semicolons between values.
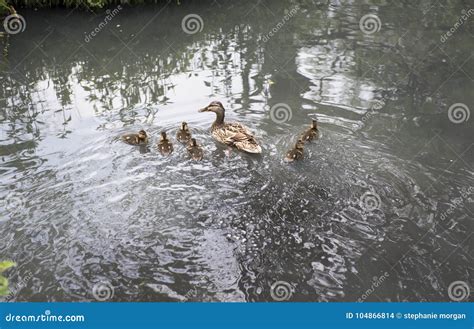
121;130;148;145
176;122;192;144
157;131;174;156
198;101;262;154
187;138;203;161
300;119;319;142
284;139;304;162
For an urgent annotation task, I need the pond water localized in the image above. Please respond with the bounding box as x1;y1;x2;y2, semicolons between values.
0;0;472;302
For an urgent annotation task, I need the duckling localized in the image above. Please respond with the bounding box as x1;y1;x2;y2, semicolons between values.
176;122;192;144
300;119;319;142
157;131;174;156
284;139;304;162
199;101;262;154
187;138;203;161
121;130;148;145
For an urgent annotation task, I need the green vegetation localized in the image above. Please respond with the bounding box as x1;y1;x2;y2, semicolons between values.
1;0;178;11
0;0;11;13
0;261;16;296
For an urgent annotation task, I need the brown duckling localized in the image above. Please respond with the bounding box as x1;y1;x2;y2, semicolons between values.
157;131;174;156
187;138;203;161
284;139;304;162
176;122;192;144
300;119;319;142
121;130;148;145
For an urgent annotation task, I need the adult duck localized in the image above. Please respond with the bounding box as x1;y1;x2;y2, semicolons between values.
198;101;262;154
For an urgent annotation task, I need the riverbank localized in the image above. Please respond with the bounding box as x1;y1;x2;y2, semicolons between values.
1;0;179;12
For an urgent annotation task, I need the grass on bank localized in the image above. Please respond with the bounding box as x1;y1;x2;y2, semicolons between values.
0;261;16;296
1;0;180;12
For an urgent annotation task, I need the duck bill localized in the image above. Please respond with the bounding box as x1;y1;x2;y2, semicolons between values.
198;107;209;112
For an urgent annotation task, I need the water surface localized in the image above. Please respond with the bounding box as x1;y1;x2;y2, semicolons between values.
0;0;473;302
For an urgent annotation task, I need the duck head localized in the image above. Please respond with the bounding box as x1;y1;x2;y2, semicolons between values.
295;139;305;149
160;131;168;141
181;122;188;130
189;138;198;147
199;101;225;114
311;119;318;129
138;130;147;140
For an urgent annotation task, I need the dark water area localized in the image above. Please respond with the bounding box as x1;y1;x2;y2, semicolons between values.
0;0;473;302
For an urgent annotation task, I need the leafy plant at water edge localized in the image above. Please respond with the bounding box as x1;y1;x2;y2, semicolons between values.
0;261;16;296
0;0;11;14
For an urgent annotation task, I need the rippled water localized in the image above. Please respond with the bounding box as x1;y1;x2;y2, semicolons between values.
0;0;473;302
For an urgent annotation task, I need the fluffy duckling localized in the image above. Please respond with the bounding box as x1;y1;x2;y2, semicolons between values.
121;130;148;145
284;139;304;162
199;101;262;154
187;138;203;161
157;131;174;156
176;122;192;144
300;119;319;142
